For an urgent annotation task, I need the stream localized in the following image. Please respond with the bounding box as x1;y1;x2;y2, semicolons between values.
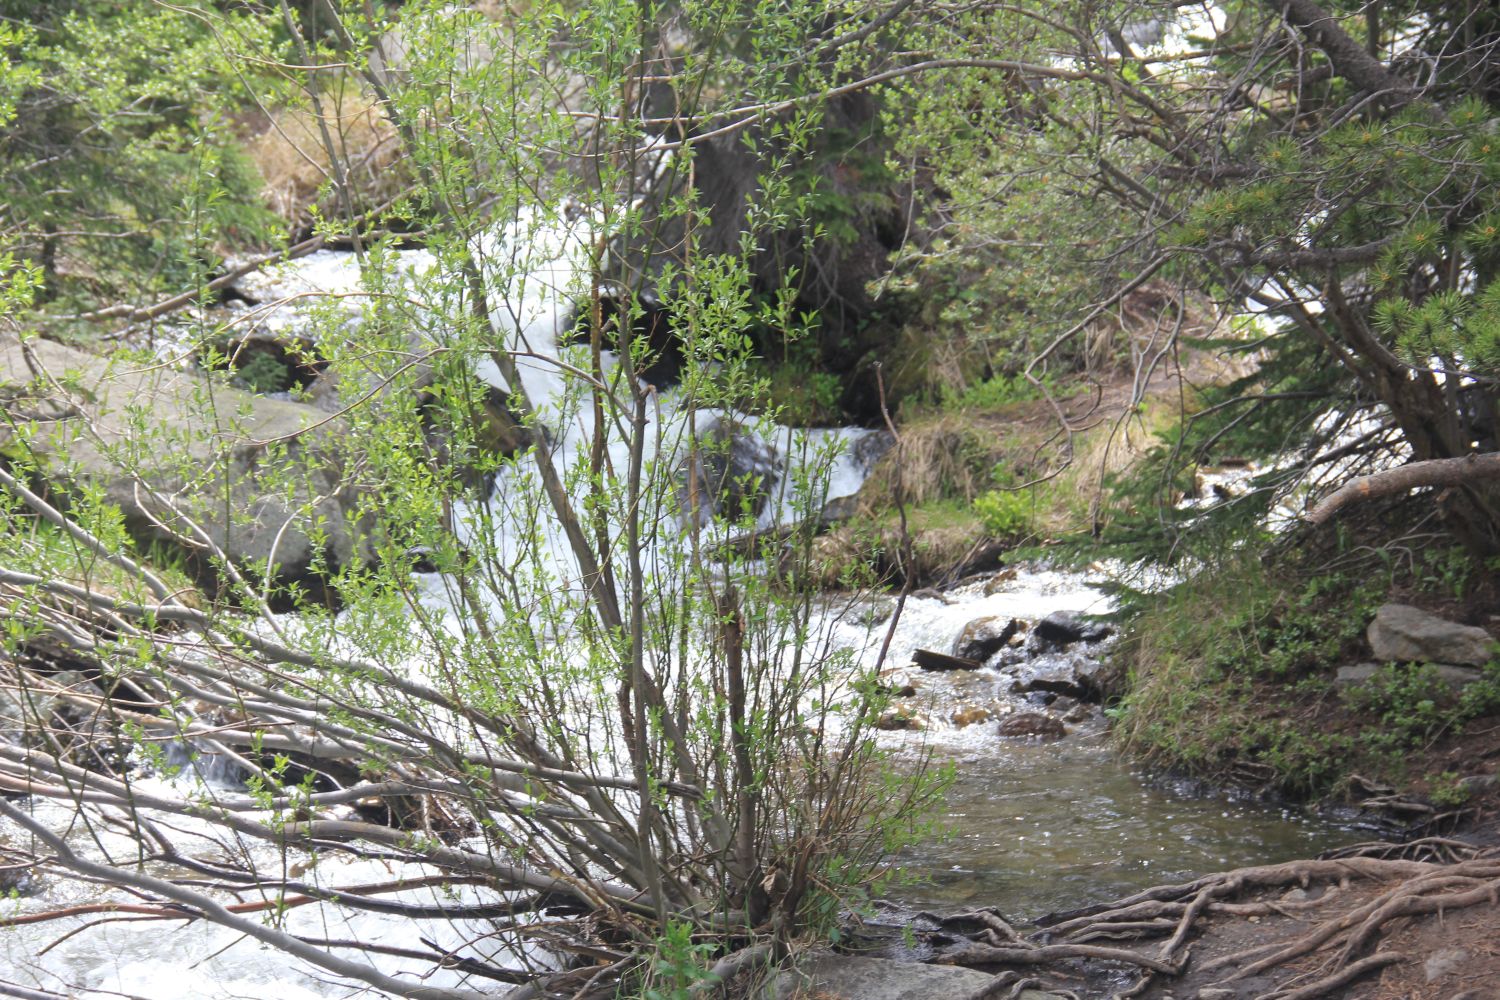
820;572;1360;923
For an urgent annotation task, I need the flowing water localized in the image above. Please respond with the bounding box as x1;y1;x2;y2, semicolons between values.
818;574;1361;922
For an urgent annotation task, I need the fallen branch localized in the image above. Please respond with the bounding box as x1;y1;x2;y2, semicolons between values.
1306;452;1500;524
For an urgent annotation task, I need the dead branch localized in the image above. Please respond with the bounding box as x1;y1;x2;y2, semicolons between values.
1306;452;1500;524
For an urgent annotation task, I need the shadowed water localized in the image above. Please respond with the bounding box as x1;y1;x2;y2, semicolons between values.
885;732;1360;920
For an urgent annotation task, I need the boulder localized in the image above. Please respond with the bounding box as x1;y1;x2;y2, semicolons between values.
1367;604;1495;666
818;491;863;527
1334;663;1382;689
997;712;1066;739
1;335;364;606
952;616;1023;663
1337;661;1485;697
683;416;779;522
1031;611;1113;651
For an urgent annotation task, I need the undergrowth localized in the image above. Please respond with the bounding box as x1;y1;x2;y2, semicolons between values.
1109;540;1500;800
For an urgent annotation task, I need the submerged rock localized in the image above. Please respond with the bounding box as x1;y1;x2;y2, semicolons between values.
1367;603;1495;666
1008;650;1106;701
875;704;926;731
997;712;1066;739
950;705;994;727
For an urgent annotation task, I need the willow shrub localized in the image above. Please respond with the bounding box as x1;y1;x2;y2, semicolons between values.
0;3;945;997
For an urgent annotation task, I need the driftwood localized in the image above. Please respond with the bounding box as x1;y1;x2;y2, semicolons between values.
913;648;983;671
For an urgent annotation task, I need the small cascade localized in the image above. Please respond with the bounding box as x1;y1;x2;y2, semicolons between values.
232;201;890;600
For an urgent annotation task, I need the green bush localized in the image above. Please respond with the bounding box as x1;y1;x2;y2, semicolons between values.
973;466;1031;537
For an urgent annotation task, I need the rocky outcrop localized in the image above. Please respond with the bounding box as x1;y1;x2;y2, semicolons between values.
1366;603;1495;666
0;335;364;606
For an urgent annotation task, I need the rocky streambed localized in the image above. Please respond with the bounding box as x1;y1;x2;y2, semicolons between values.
825;567;1363;923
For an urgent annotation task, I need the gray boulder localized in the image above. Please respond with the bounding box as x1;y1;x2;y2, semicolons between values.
1;335;364;605
683;416;780;522
1334;663;1382;689
952;615;1023;663
1367;604;1495;666
1337;661;1485;695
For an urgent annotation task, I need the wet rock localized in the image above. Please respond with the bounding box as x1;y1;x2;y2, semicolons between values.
989;645;1028;669
1030;611;1113;651
913;648;981;672
950;705;994;728
1367;603;1494;666
983;567;1019;595
952;616;1023;663
1009;650;1105;701
1058;698;1093;723
851;430;896;472
683;416;780;522
997;712;1065;739
858;598;897;628
876;674;918;698
876;704;925;731
0;863;41;897
0;686;58;748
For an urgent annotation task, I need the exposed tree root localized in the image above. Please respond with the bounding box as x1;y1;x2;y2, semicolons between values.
929;844;1500;999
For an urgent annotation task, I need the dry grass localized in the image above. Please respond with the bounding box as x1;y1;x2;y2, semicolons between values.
244;87;408;229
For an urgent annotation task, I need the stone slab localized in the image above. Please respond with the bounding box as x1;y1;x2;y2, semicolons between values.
1367;603;1494;667
766;953;1064;1000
